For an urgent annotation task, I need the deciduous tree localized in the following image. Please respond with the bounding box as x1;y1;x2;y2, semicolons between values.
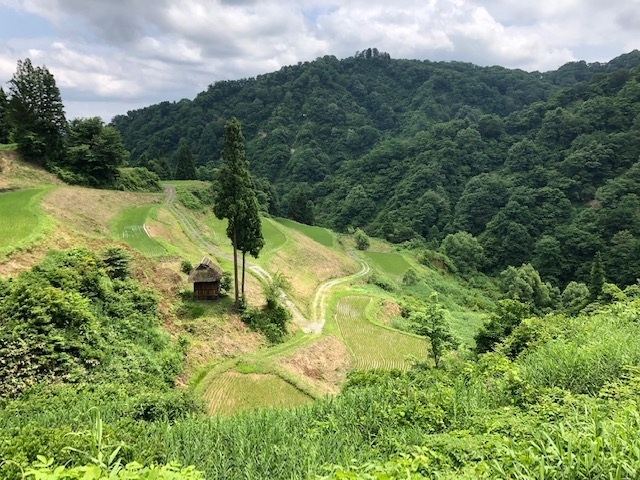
410;293;457;368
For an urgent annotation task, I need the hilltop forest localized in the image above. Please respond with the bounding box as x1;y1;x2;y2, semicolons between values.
112;49;640;289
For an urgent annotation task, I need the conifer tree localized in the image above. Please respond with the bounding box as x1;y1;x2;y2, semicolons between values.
235;188;264;299
0;87;9;143
214;117;263;308
589;251;606;300
7;58;67;166
174;141;197;180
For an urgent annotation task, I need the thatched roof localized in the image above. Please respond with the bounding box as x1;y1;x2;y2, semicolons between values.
188;257;223;283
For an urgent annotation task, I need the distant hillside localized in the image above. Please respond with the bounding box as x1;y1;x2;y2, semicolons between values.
111;50;640;287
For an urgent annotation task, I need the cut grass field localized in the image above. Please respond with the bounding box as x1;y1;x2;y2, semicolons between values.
275;218;334;247
205;216;287;256
334;295;428;370
110;205;168;257
0;187;51;259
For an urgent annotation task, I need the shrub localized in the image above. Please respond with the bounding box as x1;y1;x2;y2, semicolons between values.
115;167;162;192
180;260;193;275
354;228;370;250
101;246;131;280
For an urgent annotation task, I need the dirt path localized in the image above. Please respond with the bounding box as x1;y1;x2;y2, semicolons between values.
164;184;368;333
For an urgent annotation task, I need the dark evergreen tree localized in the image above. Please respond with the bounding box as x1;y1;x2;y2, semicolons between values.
214;117;261;308
589;252;606;300
234;189;264;300
174;141;197;180
7;58;67;166
0;87;9;144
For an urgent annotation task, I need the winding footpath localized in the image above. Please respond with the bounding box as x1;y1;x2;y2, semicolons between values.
164;185;369;333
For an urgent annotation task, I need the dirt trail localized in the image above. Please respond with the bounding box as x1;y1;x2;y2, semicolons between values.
164;185;368;333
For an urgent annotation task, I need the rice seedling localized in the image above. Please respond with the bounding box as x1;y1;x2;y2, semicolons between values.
335;295;428;370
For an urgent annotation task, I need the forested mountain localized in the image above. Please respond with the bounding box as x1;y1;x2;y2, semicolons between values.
111;49;640;288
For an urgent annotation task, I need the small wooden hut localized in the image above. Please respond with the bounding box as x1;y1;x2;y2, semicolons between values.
188;257;223;300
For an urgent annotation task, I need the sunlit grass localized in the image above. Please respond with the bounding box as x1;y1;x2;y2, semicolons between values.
275;218;334;247
0;187;51;258
363;251;412;276
110;205;168;256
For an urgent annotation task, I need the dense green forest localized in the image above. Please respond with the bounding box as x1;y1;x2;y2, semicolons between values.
111;49;640;289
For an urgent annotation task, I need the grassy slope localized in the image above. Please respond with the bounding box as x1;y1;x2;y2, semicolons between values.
0;187;53;260
0;153;493;417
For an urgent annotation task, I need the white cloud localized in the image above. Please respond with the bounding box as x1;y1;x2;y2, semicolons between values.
0;0;639;120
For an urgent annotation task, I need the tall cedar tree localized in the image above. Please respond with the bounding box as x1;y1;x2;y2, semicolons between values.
214;118;263;308
234;186;264;299
174;142;197;180
0;87;9;143
7;59;67;166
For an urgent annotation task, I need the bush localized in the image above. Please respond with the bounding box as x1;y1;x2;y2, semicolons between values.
115;167;162;192
241;303;290;344
180;260;193;275
354;228;370;251
101;246;131;280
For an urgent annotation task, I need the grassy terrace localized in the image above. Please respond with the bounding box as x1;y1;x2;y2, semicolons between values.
0;187;51;258
110;204;168;256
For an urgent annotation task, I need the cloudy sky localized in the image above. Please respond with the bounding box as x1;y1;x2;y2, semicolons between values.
1;0;639;122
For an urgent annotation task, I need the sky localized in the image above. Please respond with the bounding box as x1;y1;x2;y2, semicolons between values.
1;0;639;122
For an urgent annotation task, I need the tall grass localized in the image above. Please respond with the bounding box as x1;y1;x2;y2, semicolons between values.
520;308;640;394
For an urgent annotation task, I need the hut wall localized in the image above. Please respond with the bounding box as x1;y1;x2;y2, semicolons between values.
194;281;220;300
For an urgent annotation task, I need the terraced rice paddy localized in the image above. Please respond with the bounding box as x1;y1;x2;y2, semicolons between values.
0;187;48;255
111;205;168;256
335;295;428;370
276;218;334;247
363;251;412;276
202;370;312;415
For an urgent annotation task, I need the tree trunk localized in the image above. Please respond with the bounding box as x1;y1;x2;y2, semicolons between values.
232;223;239;309
241;250;246;302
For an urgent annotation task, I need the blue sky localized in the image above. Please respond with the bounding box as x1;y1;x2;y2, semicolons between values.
1;0;638;122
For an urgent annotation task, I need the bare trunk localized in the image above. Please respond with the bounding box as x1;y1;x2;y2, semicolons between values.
232;224;239;309
241;250;246;302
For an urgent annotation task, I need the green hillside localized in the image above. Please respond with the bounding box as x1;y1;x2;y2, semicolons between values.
3;50;640;479
111;50;640;290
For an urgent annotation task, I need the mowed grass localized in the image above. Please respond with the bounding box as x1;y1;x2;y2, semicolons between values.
201;370;312;415
363;251;412;276
275;218;334;247
111;205;168;256
204;216;287;256
0;187;50;256
335;295;428;370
